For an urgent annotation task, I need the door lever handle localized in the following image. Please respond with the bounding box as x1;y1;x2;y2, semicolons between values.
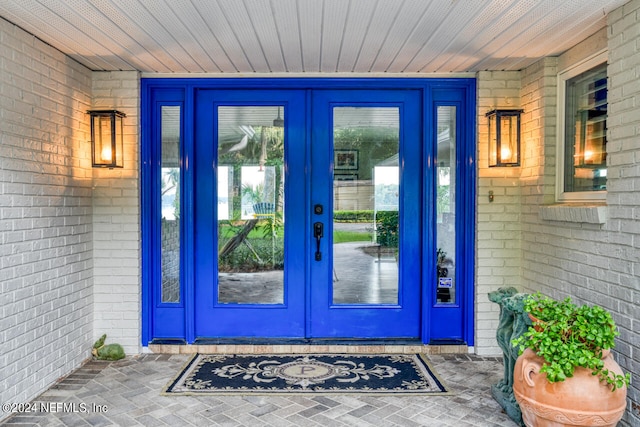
313;222;323;261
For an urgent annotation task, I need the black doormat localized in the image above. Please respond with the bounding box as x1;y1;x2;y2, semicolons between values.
164;354;448;395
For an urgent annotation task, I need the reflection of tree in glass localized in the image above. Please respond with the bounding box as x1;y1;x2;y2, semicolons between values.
376;211;399;248
220;127;284;219
219;127;283;165
437;185;450;215
162;168;179;195
242;183;265;205
217;125;286;270
162;168;180;219
334;127;397;154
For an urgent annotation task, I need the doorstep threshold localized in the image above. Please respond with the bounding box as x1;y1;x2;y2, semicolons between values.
148;338;469;355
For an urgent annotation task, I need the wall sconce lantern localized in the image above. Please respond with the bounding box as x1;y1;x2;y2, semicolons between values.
486;109;523;167
88;110;126;168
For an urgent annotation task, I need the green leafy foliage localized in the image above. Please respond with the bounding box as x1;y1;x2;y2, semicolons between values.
218;220;284;271
241;183;265;204
512;293;630;391
333;210;374;222
259;212;283;239
376;211;399;248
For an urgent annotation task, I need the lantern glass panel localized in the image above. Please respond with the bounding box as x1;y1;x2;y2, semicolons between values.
488;114;498;166
500;114;518;164
114;113;124;167
487;110;521;167
90;111;125;168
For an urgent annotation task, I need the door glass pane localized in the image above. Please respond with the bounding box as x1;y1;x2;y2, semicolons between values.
217;106;285;304
436;106;456;304
161;106;181;303
332;107;399;304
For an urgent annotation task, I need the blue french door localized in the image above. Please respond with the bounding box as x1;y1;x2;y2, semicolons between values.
192;88;422;339
142;77;477;346
308;90;422;338
194;90;307;337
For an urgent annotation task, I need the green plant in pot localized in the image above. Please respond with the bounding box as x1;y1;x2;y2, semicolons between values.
511;293;630;427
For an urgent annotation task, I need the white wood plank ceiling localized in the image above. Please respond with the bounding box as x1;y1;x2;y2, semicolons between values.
0;0;627;74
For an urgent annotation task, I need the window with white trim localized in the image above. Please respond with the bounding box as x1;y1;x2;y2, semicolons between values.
557;53;607;202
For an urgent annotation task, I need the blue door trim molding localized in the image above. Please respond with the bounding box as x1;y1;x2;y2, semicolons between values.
141;88;188;343
141;77;477;346
423;85;477;346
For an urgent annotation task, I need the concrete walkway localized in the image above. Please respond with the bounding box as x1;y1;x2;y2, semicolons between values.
1;353;518;426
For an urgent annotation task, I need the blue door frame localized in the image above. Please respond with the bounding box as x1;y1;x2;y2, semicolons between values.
141;78;476;346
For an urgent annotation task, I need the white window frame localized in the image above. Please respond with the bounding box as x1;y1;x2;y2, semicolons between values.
556;50;608;203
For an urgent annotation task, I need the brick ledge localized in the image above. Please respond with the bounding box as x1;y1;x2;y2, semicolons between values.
539;204;607;224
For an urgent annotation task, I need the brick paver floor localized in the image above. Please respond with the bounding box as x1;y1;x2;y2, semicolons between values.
1;353;518;426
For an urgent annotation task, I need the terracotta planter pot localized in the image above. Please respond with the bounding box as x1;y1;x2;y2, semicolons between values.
528;312;544;332
513;348;627;427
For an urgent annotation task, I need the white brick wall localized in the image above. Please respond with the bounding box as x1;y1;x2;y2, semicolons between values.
91;71;141;355
0;17;93;419
519;56;560;299
475;71;522;355
606;2;640;423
